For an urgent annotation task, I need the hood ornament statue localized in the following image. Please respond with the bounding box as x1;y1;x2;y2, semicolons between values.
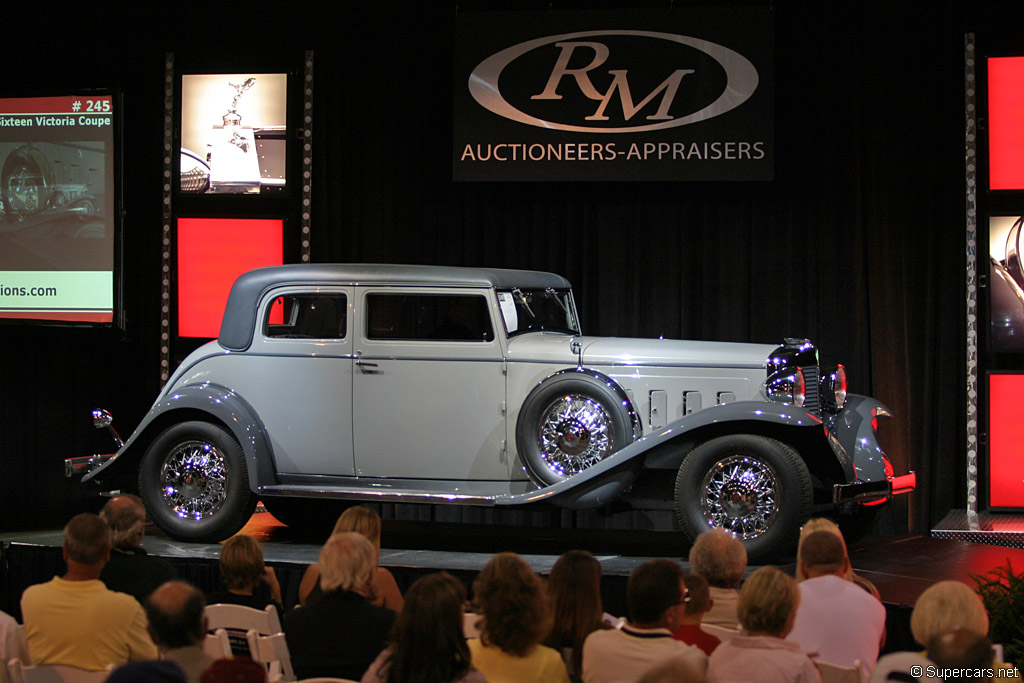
222;77;256;128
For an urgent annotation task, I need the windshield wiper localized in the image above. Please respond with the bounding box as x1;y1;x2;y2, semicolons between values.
512;288;535;319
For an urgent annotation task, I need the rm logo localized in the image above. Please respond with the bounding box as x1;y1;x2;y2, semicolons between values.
468;30;759;134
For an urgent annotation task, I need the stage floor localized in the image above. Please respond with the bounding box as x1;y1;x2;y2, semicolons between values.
4;510;1024;611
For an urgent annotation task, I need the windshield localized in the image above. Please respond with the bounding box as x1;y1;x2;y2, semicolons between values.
497;288;580;337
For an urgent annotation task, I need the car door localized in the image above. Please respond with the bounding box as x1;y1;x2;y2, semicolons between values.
352;287;508;480
243;287;356;476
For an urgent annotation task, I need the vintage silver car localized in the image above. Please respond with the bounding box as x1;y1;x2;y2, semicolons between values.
67;264;915;560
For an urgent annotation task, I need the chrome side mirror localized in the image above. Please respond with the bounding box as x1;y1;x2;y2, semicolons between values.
92;409;124;448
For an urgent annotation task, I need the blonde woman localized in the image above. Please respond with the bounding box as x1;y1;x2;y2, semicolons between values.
912;580;1021;680
707;566;821;683
285;532;395;680
299;505;403;610
795;517;880;599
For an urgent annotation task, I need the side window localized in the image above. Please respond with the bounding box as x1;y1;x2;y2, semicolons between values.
366;293;494;342
265;294;347;339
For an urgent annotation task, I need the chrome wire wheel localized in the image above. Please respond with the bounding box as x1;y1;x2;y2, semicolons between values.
699;454;779;540
158;440;229;522
6;166;43;214
536;394;614;478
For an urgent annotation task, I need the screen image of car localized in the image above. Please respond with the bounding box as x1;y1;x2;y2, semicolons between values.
180;73;287;195
0;94;116;323
989;215;1024;351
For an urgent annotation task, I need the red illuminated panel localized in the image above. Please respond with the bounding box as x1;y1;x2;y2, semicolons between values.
989;57;1024;190
177;218;283;338
989;374;1024;508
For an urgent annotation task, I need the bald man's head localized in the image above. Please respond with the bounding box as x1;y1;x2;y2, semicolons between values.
145;581;207;649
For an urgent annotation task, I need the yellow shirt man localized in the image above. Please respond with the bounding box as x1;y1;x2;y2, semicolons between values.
21;576;157;671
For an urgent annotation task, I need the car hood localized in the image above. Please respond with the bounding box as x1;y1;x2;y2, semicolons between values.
507;333;775;368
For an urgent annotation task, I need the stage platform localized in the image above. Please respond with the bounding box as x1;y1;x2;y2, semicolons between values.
932;508;1024;549
4;510;1023;655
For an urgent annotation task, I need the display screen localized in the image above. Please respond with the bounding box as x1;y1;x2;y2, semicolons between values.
988;57;1024;190
0;94;116;323
177;217;283;338
180;73;287;195
989;373;1024;508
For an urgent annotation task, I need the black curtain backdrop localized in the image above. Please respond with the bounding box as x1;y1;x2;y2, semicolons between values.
2;0;1018;538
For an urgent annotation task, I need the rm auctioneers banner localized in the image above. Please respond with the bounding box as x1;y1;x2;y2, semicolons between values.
453;8;773;182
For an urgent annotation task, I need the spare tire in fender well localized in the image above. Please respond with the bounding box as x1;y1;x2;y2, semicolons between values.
515;368;640;486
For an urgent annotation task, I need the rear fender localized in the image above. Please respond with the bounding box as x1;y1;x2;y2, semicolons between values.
83;383;273;493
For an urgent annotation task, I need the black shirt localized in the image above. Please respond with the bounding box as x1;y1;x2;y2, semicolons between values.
283;589;395;680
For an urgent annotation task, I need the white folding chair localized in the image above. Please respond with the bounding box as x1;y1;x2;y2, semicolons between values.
2;621;31;683
204;603;282;657
700;623;741;642
245;630;296;683
202;627;232;659
815;659;862;683
6;660;108;683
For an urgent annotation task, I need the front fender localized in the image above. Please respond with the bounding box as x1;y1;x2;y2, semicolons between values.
502;399;826;509
83;382;273;494
823;393;892;483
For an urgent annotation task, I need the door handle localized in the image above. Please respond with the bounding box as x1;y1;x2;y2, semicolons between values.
355;351;378;370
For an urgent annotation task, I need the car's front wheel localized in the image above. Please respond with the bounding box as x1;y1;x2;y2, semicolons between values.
674;434;812;563
138;421;257;542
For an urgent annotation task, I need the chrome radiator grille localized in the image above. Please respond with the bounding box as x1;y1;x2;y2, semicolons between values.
802;365;820;413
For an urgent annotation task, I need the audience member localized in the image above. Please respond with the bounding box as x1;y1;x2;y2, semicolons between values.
362;571;485;683
688;529;746;630
145;581;218;683
582;559;707;683
1;608;30;683
20;513;158;670
928;628;994;682
796;517;880;598
636;657;705;683
284;532;395;680
299;505;403;610
786;530;886;678
107;660;187;683
707;566;821;683
671;573;721;656
910;581;989;648
99;493;178;603
199;658;267;683
206;534;282;614
544;549;612;680
469;552;569;683
910;581;1019;680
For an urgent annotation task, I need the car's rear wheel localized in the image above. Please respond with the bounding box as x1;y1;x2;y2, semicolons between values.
674;434;812;563
138;421;257;542
516;372;634;486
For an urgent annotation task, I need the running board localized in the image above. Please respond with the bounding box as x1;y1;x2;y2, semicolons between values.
259;485;501;506
258;477;541;506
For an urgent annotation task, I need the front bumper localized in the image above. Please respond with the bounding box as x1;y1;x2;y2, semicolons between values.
832;471;917;505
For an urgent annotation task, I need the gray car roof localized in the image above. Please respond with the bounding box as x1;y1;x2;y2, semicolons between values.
219;263;573;351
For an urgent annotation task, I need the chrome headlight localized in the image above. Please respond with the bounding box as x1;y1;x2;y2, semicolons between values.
820;364;848;411
764;367;806;407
